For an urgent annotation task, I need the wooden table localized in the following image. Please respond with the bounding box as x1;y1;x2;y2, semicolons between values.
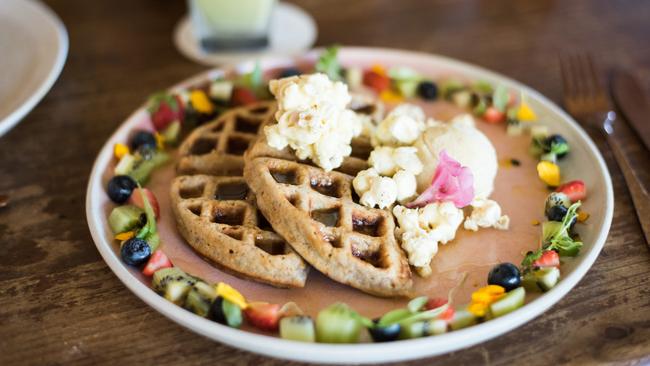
1;0;649;364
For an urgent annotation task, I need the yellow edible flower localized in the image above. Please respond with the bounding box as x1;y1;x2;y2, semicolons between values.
216;282;247;309
114;143;129;159
517;99;537;121
468;285;505;317
190;90;214;114
577;211;590;223
380;89;404;103
537;161;560;187
115;231;135;241
154;132;165;150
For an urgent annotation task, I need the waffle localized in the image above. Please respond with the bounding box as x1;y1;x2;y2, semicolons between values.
172;102;308;288
171;175;308;287
244;157;413;297
177;100;276;176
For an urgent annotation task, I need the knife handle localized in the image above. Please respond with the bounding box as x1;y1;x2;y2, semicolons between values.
605;133;650;247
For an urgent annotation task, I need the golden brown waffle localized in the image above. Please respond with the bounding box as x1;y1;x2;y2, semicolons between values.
244;157;413;297
171;174;308;287
177;101;276;176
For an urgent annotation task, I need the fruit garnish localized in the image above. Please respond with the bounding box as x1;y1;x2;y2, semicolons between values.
209;297;243;328
577;210;590;222
215;282;247;309
417;81;438;100
154;132;165;150
315;303;363;343
147;92;184;131
545;192;571;213
129;130;157;151
108;205;144;234
407;296;429;313
492;86;510;112
189;90;214;114
556;180;587;202
127;150;170;185
369;320;401;342
128;188;160;219
120;237;151;267
487;263;522;291
532;250;560;269
279;301;304;317
379;89;404;103
484;106;506;123
536;161;560;187
407;150;474;208
142;250;173;276
424;298;447;311
489;287;525;318
230;87;258;106
363;70;390;93
134;185;159;251
152;267;197;305
545;134;570;159
315;45;342;81
280;316;316;342
107;175;138;204
244;302;281;331
184;281;217;317
114;143;129;159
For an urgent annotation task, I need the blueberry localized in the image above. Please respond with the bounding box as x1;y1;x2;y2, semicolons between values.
546;205;568;222
279;67;301;78
417;81;438;100
107;175;137;203
129;130;157;151
544;134;569;159
368;319;401;342
487;263;521;291
120;238;151;266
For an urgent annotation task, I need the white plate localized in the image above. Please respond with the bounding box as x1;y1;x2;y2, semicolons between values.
86;47;613;364
173;2;316;65
0;0;68;137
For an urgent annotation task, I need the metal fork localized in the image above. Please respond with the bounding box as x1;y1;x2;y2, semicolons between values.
560;53;650;246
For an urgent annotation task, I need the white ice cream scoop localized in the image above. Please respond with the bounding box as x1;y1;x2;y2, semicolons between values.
414;114;498;199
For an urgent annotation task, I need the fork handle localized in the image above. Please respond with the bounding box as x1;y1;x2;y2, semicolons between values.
604;133;650;247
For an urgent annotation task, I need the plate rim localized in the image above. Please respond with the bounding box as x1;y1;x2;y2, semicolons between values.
85;46;614;364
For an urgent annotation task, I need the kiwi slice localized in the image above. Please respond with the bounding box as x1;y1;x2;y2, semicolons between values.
114;153;137;176
184;281;217;317
280;316;316;342
152;268;197;305
162;121;181;146
489;287;526;318
128;151;170;185
535;267;560;291
398;321;427;340
315;303;363;343
108;205;144;234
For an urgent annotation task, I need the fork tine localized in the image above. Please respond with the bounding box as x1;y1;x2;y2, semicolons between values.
559;54;575;97
585;54;604;97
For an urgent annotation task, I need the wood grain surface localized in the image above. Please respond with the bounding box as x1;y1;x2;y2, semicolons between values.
1;0;649;365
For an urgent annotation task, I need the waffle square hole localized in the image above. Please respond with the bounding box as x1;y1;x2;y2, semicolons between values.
310;177;341;198
352;214;383;237
351;241;384;268
215;182;249;200
226;137;250;155
311;207;340;227
324;234;343;248
254;237;286;255
224;230;243;241
211;123;225;133
188;204;202;217
257;212;273;231
234;116;260;134
180;183;205;199
212;206;245;226
249;106;269;114
271;169;298;185
190;138;217;155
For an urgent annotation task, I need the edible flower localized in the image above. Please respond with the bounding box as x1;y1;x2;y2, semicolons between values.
370;64;387;76
216;282;247;309
114;143;129;159
379;89;404;103
115;231;135;241
189;90;214;114
407;150;474;208
154;132;165;150
468;285;505;317
516;97;537;121
536;161;560;187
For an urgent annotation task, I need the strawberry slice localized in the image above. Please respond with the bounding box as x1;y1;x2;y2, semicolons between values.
142;250;173;276
128;188;160;219
230;87;258;106
532;250;560;268
425;298;448;310
438;307;455;323
244;302;281;331
148;93;184;131
362;70;391;93
555;180;586;202
483;106;505;124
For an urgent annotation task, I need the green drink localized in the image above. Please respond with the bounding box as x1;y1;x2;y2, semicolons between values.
189;0;277;51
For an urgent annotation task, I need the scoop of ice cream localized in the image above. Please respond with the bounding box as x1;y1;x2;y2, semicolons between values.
414;114;497;199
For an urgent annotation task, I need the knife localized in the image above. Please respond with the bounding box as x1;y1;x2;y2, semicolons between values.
611;69;650;152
